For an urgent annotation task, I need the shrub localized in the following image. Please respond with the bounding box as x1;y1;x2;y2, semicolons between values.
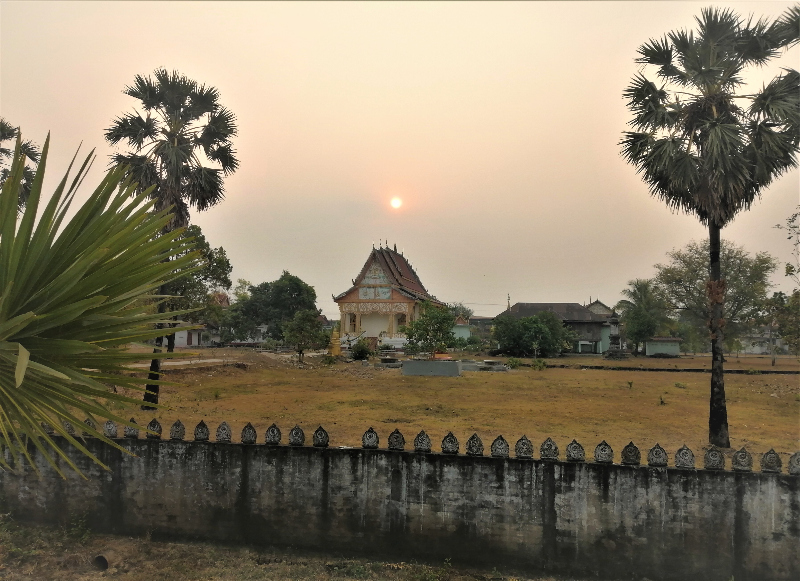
531;358;547;371
350;338;373;361
506;357;521;369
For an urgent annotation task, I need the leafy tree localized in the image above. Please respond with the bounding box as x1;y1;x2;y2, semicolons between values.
242;272;318;339
0;135;201;474
401;301;456;358
448;302;474;319
492;312;576;357
614;279;670;356
166;225;232;338
777;291;800;357
220;272;318;342
0;118;40;211
655;240;777;347
620;6;799;446
775;206;800;289
283;310;327;363
105;68;238;407
762;291;800;359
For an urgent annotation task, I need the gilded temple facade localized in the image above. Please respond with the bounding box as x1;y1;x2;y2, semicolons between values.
334;245;443;347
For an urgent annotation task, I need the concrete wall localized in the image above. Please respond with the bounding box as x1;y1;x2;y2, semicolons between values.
646;340;681;356
2;435;798;581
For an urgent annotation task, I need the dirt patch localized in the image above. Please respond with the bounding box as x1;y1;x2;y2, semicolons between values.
0;517;594;581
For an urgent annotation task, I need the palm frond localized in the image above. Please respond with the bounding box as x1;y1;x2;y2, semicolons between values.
0;134;203;476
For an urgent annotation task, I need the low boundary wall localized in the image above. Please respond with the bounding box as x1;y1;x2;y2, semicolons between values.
2;420;799;581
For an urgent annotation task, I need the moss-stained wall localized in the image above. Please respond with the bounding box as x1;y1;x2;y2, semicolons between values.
1;434;798;581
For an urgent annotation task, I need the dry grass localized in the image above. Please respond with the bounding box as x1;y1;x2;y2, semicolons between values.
0;517;594;581
114;349;800;463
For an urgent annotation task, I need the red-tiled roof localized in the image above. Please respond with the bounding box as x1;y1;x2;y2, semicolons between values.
334;246;441;304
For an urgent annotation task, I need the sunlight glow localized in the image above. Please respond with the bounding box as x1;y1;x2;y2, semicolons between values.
390;197;402;209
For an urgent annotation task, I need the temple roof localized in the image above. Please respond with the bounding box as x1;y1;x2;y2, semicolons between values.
334;246;442;304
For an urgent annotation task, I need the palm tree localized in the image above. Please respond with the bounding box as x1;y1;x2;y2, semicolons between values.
105;69;239;407
0;118;40;211
621;7;799;447
614;279;670;356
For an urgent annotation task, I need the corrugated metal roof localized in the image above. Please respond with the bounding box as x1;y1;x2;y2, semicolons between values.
504;303;608;323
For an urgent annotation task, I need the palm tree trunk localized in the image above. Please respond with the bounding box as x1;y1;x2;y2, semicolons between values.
708;223;730;447
142;288;166;410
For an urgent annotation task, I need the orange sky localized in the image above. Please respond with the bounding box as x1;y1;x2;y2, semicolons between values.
2;1;798;317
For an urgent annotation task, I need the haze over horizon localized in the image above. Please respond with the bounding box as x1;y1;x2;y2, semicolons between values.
2;1;798;318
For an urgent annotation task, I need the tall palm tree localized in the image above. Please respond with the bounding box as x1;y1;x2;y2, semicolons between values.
0;118;40;211
621;7;799;447
105;69;239;407
614;279;670;356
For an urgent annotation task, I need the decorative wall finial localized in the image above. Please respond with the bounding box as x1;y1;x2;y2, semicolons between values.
123;418;139;439
362;427;379;449
515;435;533;459
442;432;459;455
540;437;559;461
241;422;257;445
414;430;431;453
194;420;210;442
675;445;695;469
313;426;329;448
388;429;405;451
647;443;667;467
594;440;614;464
146;418;162;439
266;423;282;445
289;425;305;446
566;439;585;462
621;442;640;465
169;420;185;441
490;435;509;458
216;421;232;443
466;433;484;456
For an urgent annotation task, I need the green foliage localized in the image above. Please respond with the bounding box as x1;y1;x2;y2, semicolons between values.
492;312;575;357
620;7;799;229
0;136;201;475
775;206;800;289
447;302;474;319
655;240;777;343
675;382;687;389
531;358;547;371
506;357;521;369
282;309;327;362
105;68;239;230
401;302;456;358
166;225;232;325
222;271;318;342
615;279;670;356
0;118;39;211
766;290;800;357
350;338;373;361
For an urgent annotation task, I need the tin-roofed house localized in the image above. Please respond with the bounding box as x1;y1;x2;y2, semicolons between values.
333;245;444;349
501;302;613;354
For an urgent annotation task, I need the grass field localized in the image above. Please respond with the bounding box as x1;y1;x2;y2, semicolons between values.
113;349;800;463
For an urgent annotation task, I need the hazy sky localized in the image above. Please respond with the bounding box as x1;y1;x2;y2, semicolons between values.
2;1;798;317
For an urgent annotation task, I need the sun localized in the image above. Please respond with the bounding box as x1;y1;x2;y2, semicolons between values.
390;197;402;209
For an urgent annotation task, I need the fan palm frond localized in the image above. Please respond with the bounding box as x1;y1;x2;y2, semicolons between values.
0;134;202;476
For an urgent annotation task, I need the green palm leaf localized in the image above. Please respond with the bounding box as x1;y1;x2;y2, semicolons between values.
0;134;203;477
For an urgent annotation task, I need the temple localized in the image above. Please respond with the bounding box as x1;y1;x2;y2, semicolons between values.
333;244;443;348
